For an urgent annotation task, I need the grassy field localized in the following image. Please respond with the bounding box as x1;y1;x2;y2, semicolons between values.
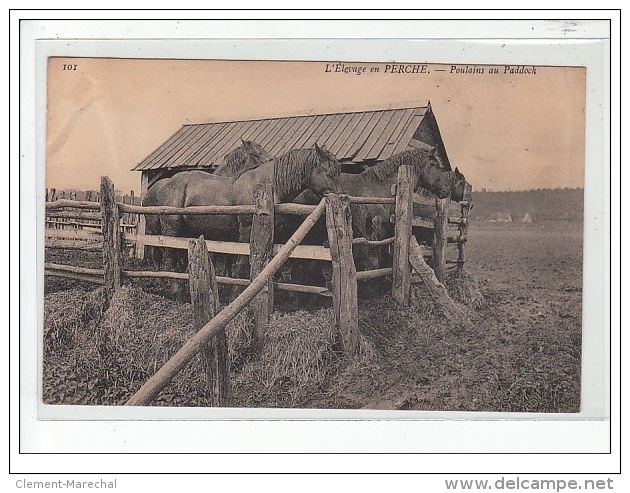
42;219;583;412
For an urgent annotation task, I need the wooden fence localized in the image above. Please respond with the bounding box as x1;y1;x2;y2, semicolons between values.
44;168;471;405
45;188;139;252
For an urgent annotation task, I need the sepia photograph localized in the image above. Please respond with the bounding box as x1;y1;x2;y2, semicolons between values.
42;56;587;413
11;14;618;475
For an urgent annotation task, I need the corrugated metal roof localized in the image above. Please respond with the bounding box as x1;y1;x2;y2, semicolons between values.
132;102;443;172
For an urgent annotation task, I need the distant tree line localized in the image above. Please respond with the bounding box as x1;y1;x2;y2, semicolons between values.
469;188;584;222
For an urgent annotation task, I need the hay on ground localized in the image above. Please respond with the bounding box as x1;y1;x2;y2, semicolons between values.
231;308;379;408
445;269;486;309
45;283;455;408
44;287;107;349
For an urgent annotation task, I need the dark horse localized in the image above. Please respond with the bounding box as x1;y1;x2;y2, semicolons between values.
153;143;342;300
358;146;468;202
340;146;469;273
142;139;273;270
278;146;469;294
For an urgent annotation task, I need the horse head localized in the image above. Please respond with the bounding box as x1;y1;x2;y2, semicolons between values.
349;205;393;272
240;138;274;166
450;167;469;202
419;163;453;199
214;139;273;177
308;143;343;197
370;213;394;241
272;143;342;202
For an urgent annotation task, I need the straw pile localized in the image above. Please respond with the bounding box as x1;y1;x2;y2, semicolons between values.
231;309;379;408
43;285;381;408
43;286;207;406
42;268;484;408
445;269;486;309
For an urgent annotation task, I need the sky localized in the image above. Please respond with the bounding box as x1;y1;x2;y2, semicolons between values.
46;57;586;194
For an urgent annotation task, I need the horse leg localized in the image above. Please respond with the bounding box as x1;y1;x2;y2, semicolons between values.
175;248;190;303
223;254;233;278
148;245;164;271
160;215;188;302
145;210;169;271
160;246;182;301
230;217;252;300
219;253;235;279
279;259;301;310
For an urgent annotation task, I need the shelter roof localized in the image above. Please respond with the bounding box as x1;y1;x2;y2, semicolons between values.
132;101;452;172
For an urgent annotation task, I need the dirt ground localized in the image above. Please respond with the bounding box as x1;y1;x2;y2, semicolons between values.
42;219;583;412
338;220;583;412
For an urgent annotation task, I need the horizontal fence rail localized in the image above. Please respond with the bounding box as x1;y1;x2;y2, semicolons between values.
275;203;318;215
411;217;435;229
45;200;101;210
44;262;333;296
125;233;332;261
44;263;105;285
349;196;395;205
119;203;257;216
120;197;394;217
356;267;393;281
351;236;395;247
45;228;102;241
46;211;102;220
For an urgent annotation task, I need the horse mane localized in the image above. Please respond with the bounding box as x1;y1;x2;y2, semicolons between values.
272;147;340;200
364;147;439;182
214;140;271;177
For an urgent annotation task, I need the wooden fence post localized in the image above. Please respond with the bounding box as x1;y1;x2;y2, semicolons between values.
392;165;414;305
326;193;358;356
188;236;230;406
457;184;472;275
128;190;137;257
136;173;149;260
433;197;449;283
100;176;122;302
122;194;128;223
249;183;275;348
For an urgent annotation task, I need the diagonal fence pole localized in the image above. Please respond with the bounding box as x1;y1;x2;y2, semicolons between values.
125;198;327;406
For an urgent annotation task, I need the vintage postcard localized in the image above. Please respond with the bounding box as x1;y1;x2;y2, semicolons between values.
43;57;588;411
18;21;613;461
